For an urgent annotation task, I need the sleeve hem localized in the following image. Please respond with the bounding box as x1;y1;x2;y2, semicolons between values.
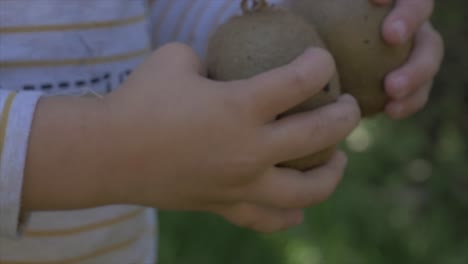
0;91;43;239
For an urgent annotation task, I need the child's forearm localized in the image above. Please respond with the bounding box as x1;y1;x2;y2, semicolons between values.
22;96;118;211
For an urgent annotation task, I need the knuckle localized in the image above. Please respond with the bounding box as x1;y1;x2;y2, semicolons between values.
156;42;202;70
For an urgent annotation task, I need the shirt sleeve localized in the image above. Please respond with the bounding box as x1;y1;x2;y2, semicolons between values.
0;90;43;239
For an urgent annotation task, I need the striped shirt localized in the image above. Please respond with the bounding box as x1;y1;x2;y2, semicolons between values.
0;0;283;263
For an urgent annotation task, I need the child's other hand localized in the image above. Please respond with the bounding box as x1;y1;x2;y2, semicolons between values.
107;43;361;233
371;0;444;119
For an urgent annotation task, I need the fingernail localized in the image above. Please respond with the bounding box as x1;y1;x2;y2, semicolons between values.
392;20;408;43
340;94;356;102
302;47;321;57
391;76;408;98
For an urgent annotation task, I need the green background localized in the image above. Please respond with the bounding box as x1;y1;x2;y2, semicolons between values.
158;1;468;263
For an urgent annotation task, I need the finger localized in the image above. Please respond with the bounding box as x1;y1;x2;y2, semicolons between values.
233;47;335;121
266;94;360;163
153;42;207;76
386;23;444;99
245;151;347;209
385;81;432;120
219;203;304;233
382;0;434;45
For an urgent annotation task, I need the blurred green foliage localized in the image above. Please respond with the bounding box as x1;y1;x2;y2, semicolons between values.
158;1;468;263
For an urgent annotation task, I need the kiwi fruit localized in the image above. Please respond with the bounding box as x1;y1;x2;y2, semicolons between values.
206;0;340;170
290;0;413;116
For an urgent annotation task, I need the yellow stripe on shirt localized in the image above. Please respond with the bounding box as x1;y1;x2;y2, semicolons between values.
0;13;147;34
1;227;150;264
24;208;146;237
0;92;18;156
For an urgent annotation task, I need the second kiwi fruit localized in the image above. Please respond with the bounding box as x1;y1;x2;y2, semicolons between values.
290;0;413;116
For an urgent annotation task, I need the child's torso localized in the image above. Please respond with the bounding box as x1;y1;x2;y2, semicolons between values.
0;1;156;263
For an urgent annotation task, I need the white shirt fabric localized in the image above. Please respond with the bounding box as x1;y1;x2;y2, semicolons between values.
0;0;283;263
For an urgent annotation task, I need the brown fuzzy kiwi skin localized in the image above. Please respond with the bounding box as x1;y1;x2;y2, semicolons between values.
206;7;340;170
290;0;413;117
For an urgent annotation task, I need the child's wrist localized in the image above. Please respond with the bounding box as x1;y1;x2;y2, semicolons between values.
77;94;136;206
92;92;146;206
23;95;120;210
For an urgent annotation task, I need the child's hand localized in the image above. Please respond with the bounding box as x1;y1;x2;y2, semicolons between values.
371;0;444;119
107;43;361;233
